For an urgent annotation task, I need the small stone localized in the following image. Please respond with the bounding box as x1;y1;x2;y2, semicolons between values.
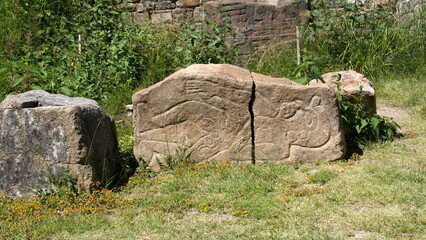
309;70;377;116
125;104;133;112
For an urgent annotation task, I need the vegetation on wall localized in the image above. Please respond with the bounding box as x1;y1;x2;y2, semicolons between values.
251;0;426;77
0;0;235;108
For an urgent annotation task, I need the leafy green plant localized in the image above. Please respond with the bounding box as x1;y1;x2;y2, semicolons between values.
34;167;78;200
159;146;193;170
176;19;236;66
337;93;400;147
0;0;237;105
287;58;324;85
286;62;400;148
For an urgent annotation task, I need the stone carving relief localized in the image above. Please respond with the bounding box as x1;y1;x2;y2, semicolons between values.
254;94;334;161
133;64;346;168
133;65;254;168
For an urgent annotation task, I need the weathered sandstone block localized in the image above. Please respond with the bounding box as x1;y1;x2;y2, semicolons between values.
253;73;346;162
0;90;118;196
133;64;254;168
309;70;376;116
133;64;346;167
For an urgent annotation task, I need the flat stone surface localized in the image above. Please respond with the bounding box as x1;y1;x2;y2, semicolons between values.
0;90;118;196
133;64;253;168
178;0;201;7
133;64;346;168
253;73;346;162
151;10;173;22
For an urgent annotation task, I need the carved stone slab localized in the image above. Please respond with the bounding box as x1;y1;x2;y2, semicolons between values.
133;64;254;168
0;90;118;196
133;64;346;168
253;73;346;162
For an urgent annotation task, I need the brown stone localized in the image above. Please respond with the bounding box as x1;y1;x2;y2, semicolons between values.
132;12;150;24
253;74;346;162
133;64;253;168
151;10;174;22
179;0;201;8
133;64;346;168
154;1;176;10
309;70;376;116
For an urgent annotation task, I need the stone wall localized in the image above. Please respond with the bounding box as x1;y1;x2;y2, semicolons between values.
125;0;306;58
125;0;302;23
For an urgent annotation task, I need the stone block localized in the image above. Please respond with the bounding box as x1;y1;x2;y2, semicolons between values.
151;10;174;22
309;70;377;116
133;64;346;168
155;1;176;10
133;64;254;168
253;73;346;162
0;90;118;196
193;6;206;21
132;12;151;24
179;0;201;8
137;1;154;12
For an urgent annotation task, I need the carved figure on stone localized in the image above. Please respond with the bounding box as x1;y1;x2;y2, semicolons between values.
252;73;345;162
255;93;332;160
133;64;346;167
133;64;254;168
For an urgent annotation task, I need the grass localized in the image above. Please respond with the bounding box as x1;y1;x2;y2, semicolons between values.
373;72;426;118
1;78;425;239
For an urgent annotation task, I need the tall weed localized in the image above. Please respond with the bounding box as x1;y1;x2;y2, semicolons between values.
303;0;426;76
248;0;426;78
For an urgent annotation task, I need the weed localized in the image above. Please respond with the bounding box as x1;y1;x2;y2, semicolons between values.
337;91;400;147
303;0;426;76
159;146;193;170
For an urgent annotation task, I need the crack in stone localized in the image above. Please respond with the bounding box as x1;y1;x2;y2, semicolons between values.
248;72;256;164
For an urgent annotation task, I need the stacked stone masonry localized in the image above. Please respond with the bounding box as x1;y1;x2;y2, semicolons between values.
125;0;306;58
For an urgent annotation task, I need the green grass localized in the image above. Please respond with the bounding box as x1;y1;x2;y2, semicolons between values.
373;72;426;118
